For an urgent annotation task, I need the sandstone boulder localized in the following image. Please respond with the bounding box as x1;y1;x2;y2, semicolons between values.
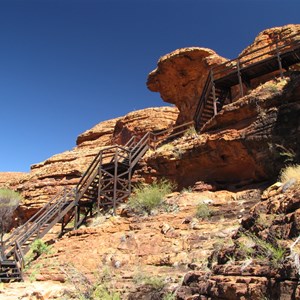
147;47;228;124
113;107;178;145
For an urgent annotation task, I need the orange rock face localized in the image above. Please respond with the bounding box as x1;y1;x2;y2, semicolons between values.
24;187;260;298
138;74;300;189
0;172;27;188
113;107;178;145
147;48;228;124
176;183;300;300
239;24;300;60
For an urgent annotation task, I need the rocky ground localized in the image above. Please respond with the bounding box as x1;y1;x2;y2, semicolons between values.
1;184;263;299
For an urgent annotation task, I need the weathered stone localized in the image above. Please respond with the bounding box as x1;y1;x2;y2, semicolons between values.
137;73;300;189
147;47;227;124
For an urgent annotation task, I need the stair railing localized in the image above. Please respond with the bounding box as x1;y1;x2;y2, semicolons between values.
194;31;300;130
193;71;213;130
129;132;151;167
2;188;73;255
4;189;76;258
211;30;300;81
14;241;24;280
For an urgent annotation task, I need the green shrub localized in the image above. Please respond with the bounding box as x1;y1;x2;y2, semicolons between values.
0;188;22;205
128;180;173;215
280;164;300;183
238;232;286;268
26;239;52;264
163;293;176;300
262;82;279;93
61;264;120;300
275;144;296;163
195;203;212;220
143;276;165;290
133;271;165;291
92;285;121;300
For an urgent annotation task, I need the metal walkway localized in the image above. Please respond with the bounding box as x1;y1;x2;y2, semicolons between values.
194;31;300;130
0;121;193;282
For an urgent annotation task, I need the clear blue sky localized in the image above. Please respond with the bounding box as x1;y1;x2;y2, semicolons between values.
0;0;299;172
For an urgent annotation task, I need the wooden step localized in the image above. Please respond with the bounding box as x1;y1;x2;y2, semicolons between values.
0;260;16;267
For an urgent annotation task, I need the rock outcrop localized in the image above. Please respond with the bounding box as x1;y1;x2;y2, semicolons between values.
137;73;300;189
240;24;300;61
176;181;300;300
1;24;300;300
113;107;179;145
0;172;27;188
147;48;228;124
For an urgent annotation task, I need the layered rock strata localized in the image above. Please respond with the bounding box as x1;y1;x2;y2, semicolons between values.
24;186;261;299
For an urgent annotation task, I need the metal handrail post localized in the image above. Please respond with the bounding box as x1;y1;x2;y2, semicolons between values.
97;152;103;215
113;149;118;216
211;70;217;116
276;40;284;78
237;59;244;98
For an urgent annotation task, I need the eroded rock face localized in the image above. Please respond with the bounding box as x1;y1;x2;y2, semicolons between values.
0;172;27;188
240;24;300;60
137;74;300;189
0;107;178;220
147;48;228;124
113;107;179;145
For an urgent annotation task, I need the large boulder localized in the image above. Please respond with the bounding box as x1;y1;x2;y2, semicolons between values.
147;48;227;124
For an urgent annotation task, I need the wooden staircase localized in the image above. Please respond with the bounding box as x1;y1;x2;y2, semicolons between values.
194;31;300;131
0;121;193;282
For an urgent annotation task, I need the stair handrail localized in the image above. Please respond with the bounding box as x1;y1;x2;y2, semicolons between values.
193;72;213;129
3;189;76;257
2;188;71;246
151;120;195;143
130;134;151;167
77;137;138;194
14;241;24;279
212;31;300;81
130;132;150;153
194;31;300;130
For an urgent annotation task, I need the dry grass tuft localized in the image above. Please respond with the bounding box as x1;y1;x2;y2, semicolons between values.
280;164;300;183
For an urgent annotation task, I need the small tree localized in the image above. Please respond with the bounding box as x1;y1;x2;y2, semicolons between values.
0;189;22;243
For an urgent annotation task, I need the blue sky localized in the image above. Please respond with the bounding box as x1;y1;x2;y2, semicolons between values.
0;0;299;172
